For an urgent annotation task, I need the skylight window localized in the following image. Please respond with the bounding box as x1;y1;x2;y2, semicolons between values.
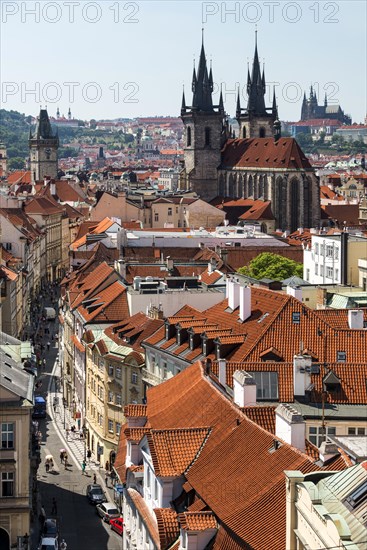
345;481;367;510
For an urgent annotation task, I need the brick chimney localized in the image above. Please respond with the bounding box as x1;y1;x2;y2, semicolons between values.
233;370;256;407
275;404;305;452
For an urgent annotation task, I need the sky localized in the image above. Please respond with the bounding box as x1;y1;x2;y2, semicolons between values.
1;1;366;122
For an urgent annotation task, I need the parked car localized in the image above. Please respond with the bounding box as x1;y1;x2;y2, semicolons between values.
96;502;120;523
86;484;106;505
110;517;123;536
39;537;58;550
42;518;59;539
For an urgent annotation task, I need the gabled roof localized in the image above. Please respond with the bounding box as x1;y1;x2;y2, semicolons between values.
7;170;31;185
70;217;118;250
221;138;313;170
76;280;128;323
24;196;64;215
147;427;211;477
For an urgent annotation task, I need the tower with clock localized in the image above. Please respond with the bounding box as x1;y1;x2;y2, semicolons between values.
29;107;59;183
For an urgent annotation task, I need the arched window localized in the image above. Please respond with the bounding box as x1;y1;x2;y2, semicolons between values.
259;127;266;138
242;126;246;138
187;126;191;147
205;127;211;146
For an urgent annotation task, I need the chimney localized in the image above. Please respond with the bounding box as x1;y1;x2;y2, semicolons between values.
348;309;364;329
287;285;302;302
318;441;340;464
225;277;230;299
340;232;348;285
205;358;212;376
239;285;251;321
50;180;56;196
218;359;226;386
293;354;312;397
233;370;256;407
275;404;305;452
208;261;213;275
228;279;240;310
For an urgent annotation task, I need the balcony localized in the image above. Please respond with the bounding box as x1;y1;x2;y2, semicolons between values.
141;368;162;387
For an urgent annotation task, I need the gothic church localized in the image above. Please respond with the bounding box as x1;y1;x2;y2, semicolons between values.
180;37;320;232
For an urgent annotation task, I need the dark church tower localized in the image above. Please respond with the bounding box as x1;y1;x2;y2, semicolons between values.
29;108;59;183
180;35;227;200
236;34;276;139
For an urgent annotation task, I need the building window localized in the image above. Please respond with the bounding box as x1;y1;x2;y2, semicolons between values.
1;472;14;497
98;386;104;400
162;362;167;379
335;269;339;280
308;426;336;446
315;264;318;275
98;358;104;372
187;126;191;147
108;420;113;433
337;351;346;362
326;245;334;257
116;394;122;406
320;265;324;276
326;267;333;279
1;423;14;449
247;372;278;400
108;365;114;376
348;427;366;435
116;367;122;379
315;243;319;254
259;127;266;138
154;213;159;222
131;372;138;385
306;269;310;281
205;127;211;146
168;207;172;216
116;423;121;435
108;391;113;403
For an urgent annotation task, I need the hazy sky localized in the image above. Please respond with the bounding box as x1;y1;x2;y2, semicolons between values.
1;1;366;122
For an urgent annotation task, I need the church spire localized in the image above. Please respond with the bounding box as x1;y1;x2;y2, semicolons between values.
236;87;241;119
247;32;267;115
191;29;214;111
181;87;186;115
272;87;278;118
219;86;224;114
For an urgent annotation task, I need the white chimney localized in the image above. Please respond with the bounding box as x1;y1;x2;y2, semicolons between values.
239;285;251;321
228;279;240;310
208;261;213;274
225;277;230;299
287;285;303;302
318;441;340;463
233;370;256;407
50;180;56;196
275;404;305;452
348;309;364;330
218;359;226;386
293;354;312;397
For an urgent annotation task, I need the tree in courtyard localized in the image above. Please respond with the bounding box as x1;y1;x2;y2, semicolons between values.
238;252;303;281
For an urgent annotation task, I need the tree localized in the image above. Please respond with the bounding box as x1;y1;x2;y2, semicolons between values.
238;252;303;281
8;157;26;170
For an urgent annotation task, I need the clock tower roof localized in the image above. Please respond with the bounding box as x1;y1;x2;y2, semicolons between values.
32;108;58;140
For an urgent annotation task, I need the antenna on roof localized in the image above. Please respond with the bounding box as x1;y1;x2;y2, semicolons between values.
299;340;304;354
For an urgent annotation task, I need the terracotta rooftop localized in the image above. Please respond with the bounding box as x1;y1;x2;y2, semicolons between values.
127;488;160;547
147;427;211;477
124;404;147;417
178;511;217;531
154;508;180;549
221;137;313;170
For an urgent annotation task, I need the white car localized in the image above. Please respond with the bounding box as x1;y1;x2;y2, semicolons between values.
96;502;120;523
39;537;58;550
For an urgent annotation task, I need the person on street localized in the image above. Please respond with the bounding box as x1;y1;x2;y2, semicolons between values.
87;448;92;462
43;358;46;370
47;341;51;351
64;453;68;468
105;472;109;487
45;460;50;473
60;451;64;463
51;497;57;515
82;460;86;474
93;473;97;484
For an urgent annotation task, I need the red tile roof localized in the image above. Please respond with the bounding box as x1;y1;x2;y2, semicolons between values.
147;427;211;477
221;138;312;170
124;404;147;417
178;511;217;531
154;508;180;549
127;488;160;547
7;170;31;184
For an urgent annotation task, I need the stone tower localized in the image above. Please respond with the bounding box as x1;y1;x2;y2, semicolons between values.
180;35;228;200
29;108;59;183
236;34;276;139
0;142;8;177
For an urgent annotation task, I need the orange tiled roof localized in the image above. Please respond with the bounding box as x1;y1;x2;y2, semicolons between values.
200;270;223;285
221;137;312;170
124;404;147;417
71;334;85;353
147;427;211;477
154;508;180;549
76;281;128;323
179;511;217;531
242;405;276;434
7;170;31;184
70;217;116;250
124;427;150;442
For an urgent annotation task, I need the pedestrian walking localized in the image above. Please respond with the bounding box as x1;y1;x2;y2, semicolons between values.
93;473;97;484
43;358;46;370
64;453;68;468
45;461;50;473
87;448;92;462
51;497;57;515
60;451;64;463
47;341;51;351
53;402;57;414
105;472;109;487
82;460;86;474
